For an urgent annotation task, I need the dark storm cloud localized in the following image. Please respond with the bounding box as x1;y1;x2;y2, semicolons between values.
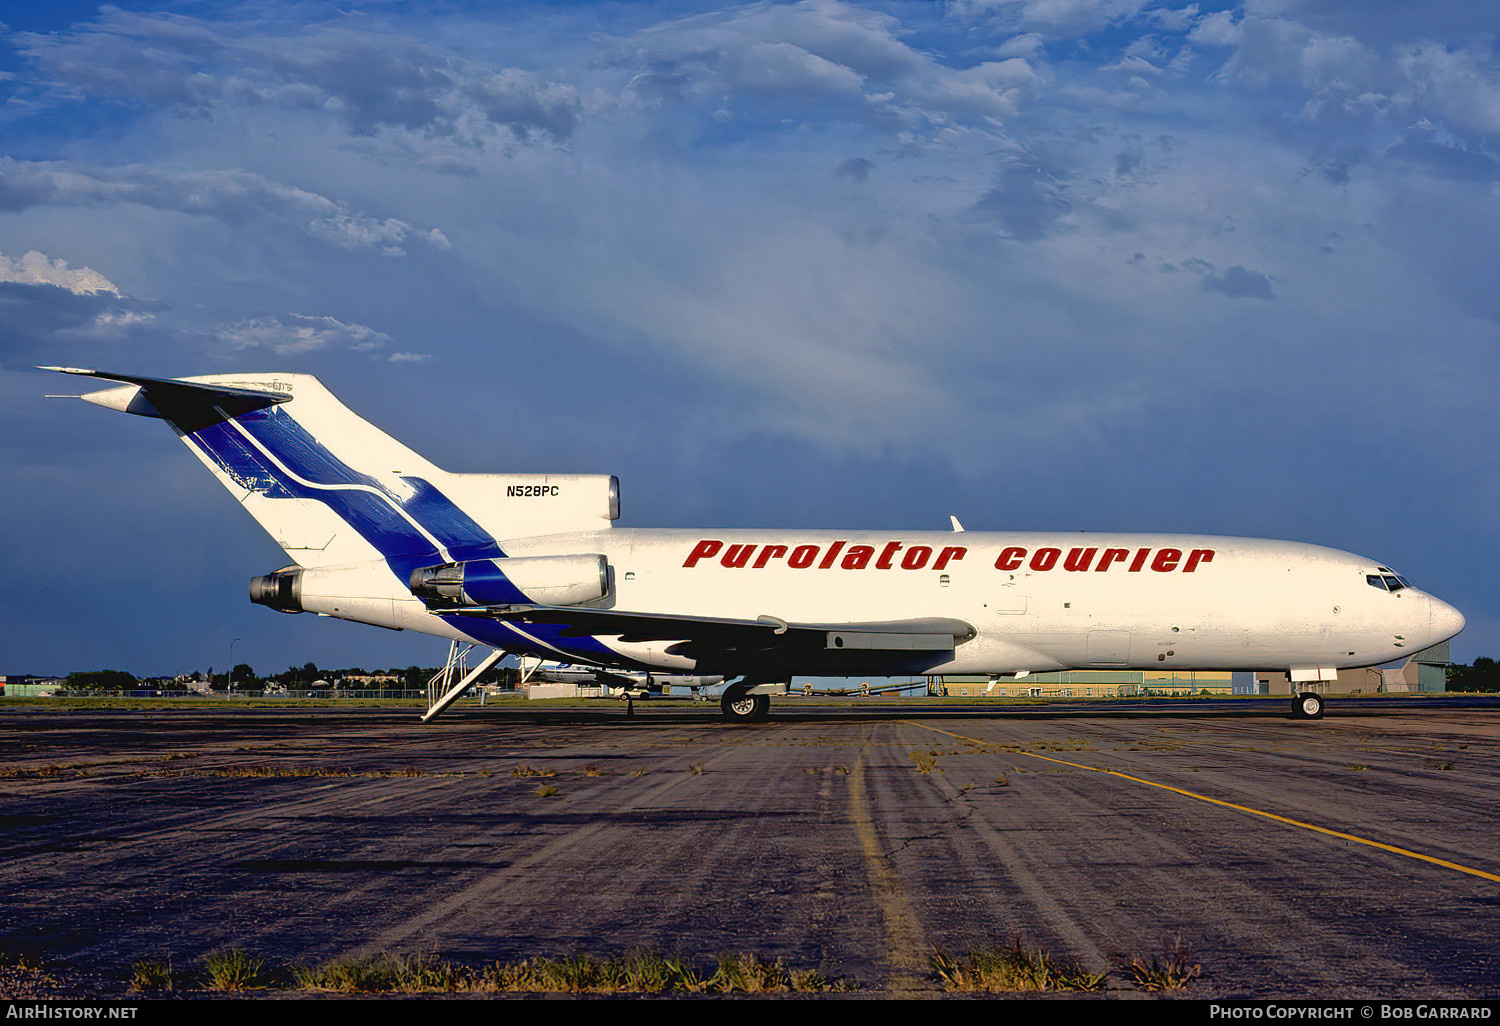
13;7;583;145
834;156;873;181
1200;264;1276;300
0;280;168;370
970;156;1074;241
1;1;1495;672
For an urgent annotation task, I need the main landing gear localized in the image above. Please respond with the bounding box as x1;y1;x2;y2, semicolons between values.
720;691;770;723
718;679;786;723
1291;692;1325;720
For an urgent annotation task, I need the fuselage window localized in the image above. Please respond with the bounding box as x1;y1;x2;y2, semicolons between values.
1383;575;1405;592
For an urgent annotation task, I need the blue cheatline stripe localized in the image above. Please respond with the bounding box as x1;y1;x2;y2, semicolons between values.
187;406;626;665
189;408;502;577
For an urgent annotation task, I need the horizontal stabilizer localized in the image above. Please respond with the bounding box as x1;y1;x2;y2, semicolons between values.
40;367;291;431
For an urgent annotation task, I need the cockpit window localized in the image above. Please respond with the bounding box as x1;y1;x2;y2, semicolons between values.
1367;573;1409;592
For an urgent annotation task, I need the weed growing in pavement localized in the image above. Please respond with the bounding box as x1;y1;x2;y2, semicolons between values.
128;957;173;993
931;939;1106;992
1125;936;1201;991
201;947;272;991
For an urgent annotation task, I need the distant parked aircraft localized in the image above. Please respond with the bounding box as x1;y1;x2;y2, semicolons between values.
516;656;722;697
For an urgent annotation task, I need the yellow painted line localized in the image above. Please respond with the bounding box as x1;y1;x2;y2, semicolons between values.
908;722;1500;884
847;750;933;994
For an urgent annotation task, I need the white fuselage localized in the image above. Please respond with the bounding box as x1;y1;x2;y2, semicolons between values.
324;528;1462;678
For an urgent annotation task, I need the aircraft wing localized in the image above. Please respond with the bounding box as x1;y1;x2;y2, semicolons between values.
444;604;975;655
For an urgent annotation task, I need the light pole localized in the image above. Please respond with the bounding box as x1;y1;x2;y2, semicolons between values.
228;637;241;698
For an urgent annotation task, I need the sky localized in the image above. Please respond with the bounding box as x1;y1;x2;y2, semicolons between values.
0;0;1496;679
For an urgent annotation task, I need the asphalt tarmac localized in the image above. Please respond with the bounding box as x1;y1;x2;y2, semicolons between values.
2;697;1498;999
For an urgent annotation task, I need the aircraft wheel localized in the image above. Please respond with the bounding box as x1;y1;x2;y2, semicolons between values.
1292;692;1325;720
721;691;770;723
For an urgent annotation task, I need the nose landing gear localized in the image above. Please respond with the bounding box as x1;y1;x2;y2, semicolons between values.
1291;692;1325;719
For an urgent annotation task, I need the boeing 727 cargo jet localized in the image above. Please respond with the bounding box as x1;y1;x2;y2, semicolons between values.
43;368;1465;722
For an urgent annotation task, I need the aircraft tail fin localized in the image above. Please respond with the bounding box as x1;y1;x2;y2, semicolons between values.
44;368;618;575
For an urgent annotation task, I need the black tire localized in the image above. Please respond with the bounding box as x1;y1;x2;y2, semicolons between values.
720;691;770;723
1292;692;1325;720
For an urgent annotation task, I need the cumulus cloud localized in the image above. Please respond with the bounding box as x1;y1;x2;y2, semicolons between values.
1191;11;1500;151
949;0;1152;39
611;0;1037;138
213;314;393;356
0;250;121;296
1383;133;1500;181
0;159;447;255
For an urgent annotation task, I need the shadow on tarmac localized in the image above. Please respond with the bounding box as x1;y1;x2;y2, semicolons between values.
439;694;1500;726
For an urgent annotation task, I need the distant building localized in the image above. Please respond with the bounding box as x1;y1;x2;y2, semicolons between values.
526;683;602;700
932;669;1232;698
0;675;66;697
1252;643;1450;696
934;647;1451;700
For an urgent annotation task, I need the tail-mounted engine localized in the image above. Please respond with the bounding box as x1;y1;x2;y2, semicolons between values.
249;567;303;613
409;554;609;608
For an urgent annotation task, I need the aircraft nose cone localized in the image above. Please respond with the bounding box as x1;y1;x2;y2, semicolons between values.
1429;595;1466;643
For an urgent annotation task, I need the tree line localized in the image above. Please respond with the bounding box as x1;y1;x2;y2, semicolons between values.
1444;657;1500;693
59;662;520;692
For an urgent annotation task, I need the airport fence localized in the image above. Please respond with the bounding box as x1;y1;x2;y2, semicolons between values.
16;689;501;701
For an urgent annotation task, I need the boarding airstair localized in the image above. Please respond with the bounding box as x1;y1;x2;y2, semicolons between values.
422;641;506;722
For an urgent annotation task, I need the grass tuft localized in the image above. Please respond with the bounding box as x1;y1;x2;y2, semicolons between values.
1126;936;1201;991
293;953;459;993
931;939;1106;992
473;949;841;994
129;957;173;992
10;946;851;996
201;947;271;991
